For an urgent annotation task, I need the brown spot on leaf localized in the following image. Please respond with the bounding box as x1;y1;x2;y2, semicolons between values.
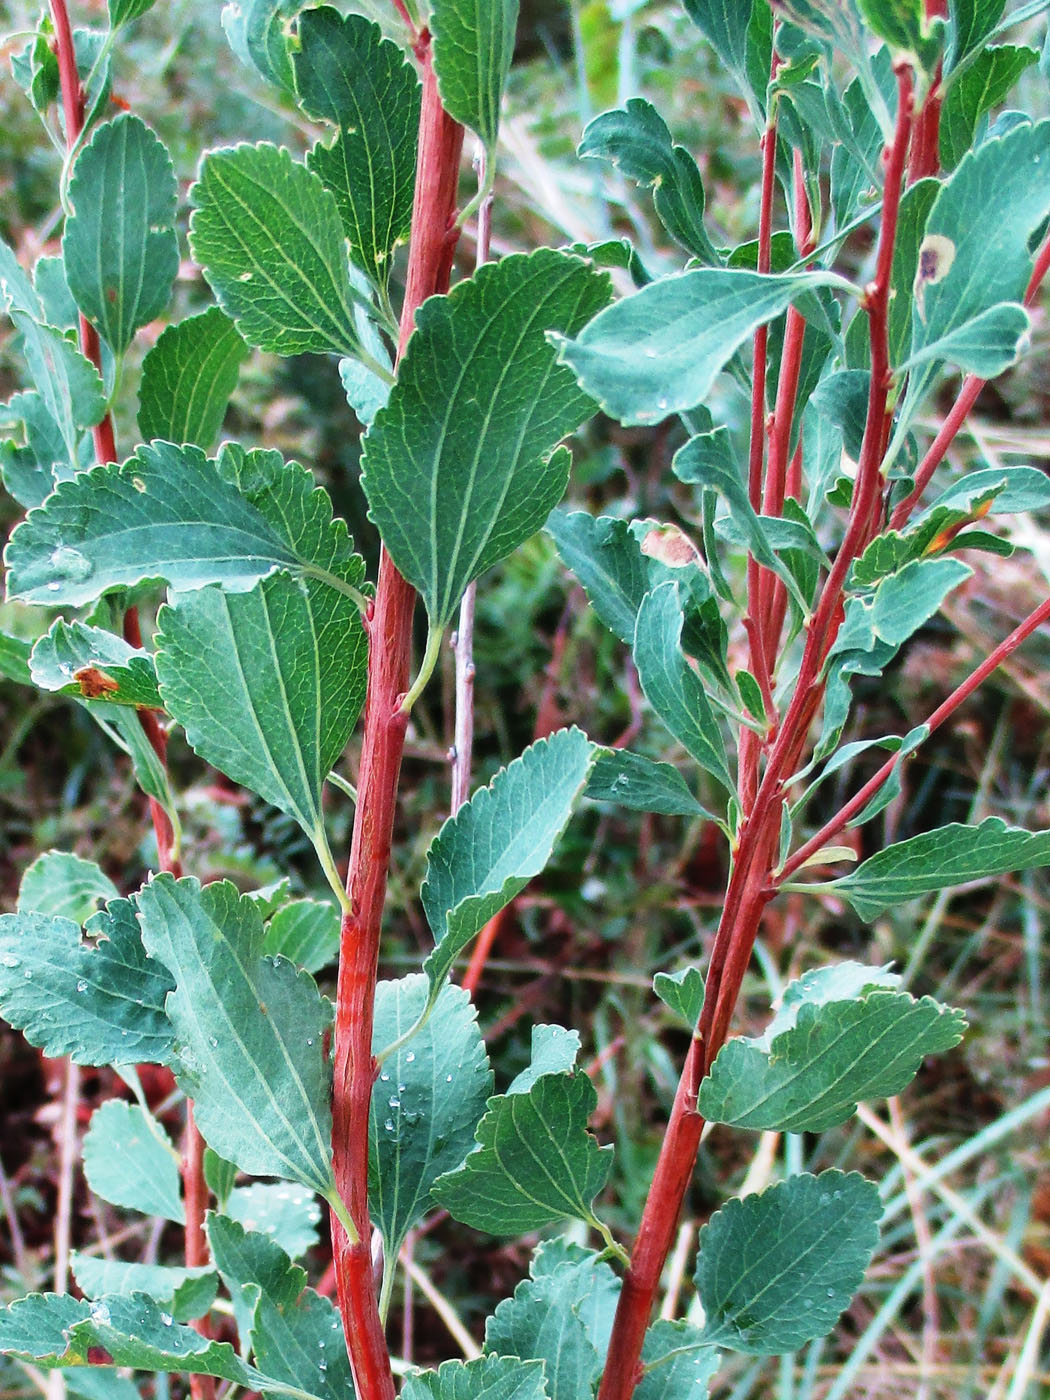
74;666;120;699
639;523;701;568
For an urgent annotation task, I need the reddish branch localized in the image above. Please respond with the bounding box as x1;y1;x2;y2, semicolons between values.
330;34;464;1400
907;0;947;184
597;67;916;1400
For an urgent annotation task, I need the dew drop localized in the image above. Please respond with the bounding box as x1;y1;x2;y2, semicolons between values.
90;1302;111;1326
49;546;93;583
0;954;19;969
379;1072;390;1082
76;979;88;993
405;1052;415;1063
826;1287;835;1297
161;1313;173;1327
384;1118;395;1132
445;1074;453;1083
23;969;32;979
306;1038;314;1046
388;1097;401;1109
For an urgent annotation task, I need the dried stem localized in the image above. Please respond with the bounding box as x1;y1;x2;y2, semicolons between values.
330;32;464;1400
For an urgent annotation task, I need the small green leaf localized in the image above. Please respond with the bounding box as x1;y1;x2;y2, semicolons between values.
900;301;1031;378
554;268;844;427
907;120;1050;409
586;749;708;818
0;629;33;685
431;0;519;151
422;728;596;993
0;897;174;1066
63;115;178;355
923;464;1050;517
189;143;367;358
208;1213;307;1350
637;1319;720;1399
940;46;1037;169
203;1150;238;1209
138;307;249;449
432;1071;613;1236
5;442;362;607
109;0;159;27
402;1356;549;1400
222;0;306;94
695;1170;882;1354
579;99;719;264
682;0;754;90
136;875;335;1196
362;249;611;626
30;621;162;708
947;0;1006;67
653;967;706;1027
293;8;420;291
9;313;106;467
262;899;340;974
18;850;119;923
70;1257;217;1324
224;1183;321;1260
858;0;941;68
485;1257;609;1400
546;511;650;646
0;388;78;510
506;1025;581;1096
370;976;492;1257
831;817;1050;920
250;1287;351;1400
82;1099;184;1223
868;556;972;646
155;568;365;870
633;583;732;793
698;971;965;1132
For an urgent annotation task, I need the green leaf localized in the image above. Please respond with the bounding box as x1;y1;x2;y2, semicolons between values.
63;115;178;355
249;1285;350;1400
579;99;719;264
947;0;1006;67
421;728;596;993
0;897;174;1066
431;0;519;151
682;0;754;88
922;464;1050;516
654;967;706;1026
586;749;708;818
940;46;1038;169
857;0;941;68
262;899;340;974
506;1024;581;1096
136;875;335;1196
155;568;366;868
293;8;420;291
907;121;1050;401
17;850;119;922
138;307;249;449
30;620;162;708
867;556;972;646
637;1319;720;1399
830;817;1050;920
0;388;79;510
900;301;1031;377
222;0;306;94
402;1356;549;1400
0;1294;87;1363
9;313;106;467
225;1182;321;1260
189;143;368;358
5;442;364;607
695;1170;882;1354
82;1099;184;1223
363;249;610;626
554;268;844;427
546;511;651;647
109;0;159;27
208;1213;307;1349
485;1258;611;1400
0;628;33;685
633;583;732;793
698;971;965;1132
370;975;492;1256
70;1257;217;1324
432;1070;613;1236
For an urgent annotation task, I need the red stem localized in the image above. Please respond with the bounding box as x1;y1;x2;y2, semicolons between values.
596;72;915;1400
907;0;947;184
778;594;1050;882
740;101;780;807
330;36;464;1400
